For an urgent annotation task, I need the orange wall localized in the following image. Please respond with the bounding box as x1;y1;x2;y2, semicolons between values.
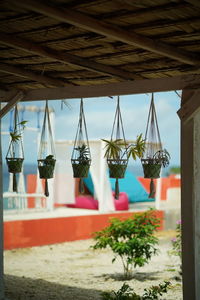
138;175;181;200
4;211;164;250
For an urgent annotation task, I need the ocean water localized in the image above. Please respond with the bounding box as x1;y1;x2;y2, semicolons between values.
2;163;169;192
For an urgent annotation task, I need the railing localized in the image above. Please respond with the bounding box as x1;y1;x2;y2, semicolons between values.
3;192;51;213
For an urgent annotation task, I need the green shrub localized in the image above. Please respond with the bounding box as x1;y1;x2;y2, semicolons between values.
92;210;160;278
102;281;171;300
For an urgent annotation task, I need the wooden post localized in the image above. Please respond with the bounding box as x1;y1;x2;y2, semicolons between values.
193;112;200;299
0;106;5;299
180;89;200;299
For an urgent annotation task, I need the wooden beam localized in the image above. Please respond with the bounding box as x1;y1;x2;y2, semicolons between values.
9;0;200;66
185;0;200;9
0;63;66;87
177;89;200;122
0;91;24;118
0;32;138;81
0;74;199;102
180;98;196;300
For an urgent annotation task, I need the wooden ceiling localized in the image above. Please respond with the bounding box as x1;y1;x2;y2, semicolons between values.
0;0;200;101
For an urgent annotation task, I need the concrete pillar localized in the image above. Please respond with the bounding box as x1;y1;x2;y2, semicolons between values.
0;112;5;299
181;89;200;300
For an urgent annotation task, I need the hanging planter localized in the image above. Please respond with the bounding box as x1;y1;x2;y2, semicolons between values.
102;97;127;199
103;97;145;199
38;101;56;197
6;105;26;192
71;99;91;194
141;93;170;198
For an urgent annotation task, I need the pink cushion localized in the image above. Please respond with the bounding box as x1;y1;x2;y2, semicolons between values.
67;196;98;210
67;193;129;211
113;192;129;211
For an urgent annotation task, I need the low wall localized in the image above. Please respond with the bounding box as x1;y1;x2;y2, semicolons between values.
4;210;164;250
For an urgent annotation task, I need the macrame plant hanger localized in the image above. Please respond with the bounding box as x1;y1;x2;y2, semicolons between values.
38;100;56;197
6;105;24;192
71;98;91;194
141;93;162;198
108;96;128;199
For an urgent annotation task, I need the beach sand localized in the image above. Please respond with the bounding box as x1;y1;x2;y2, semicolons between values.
4;230;182;300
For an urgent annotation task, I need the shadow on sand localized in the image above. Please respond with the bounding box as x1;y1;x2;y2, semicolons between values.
96;270;161;281
5;274;102;300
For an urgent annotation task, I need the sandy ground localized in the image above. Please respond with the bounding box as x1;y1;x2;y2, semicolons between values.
4;231;182;300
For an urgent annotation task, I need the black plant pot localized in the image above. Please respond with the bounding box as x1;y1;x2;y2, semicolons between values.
38;158;56;179
6;158;24;192
107;158;128;200
71;159;91;194
141;160;161;179
71;159;91;178
141;159;162;199
107;159;128;179
6;158;24;173
38;158;56;197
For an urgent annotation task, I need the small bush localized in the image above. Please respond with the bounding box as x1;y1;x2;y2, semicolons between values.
102;281;171;300
92;209;160;278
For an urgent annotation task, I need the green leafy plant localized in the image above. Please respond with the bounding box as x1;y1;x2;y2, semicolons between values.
102;281;171;300
44;154;56;166
142;281;171;299
102;283;139;300
102;134;145;161
92;210;160;279
10;120;27;142
152;149;170;167
75;143;90;164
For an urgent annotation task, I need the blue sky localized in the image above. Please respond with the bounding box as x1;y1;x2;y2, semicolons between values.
1;91;181;166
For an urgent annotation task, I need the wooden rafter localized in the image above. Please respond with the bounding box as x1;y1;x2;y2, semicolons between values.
185;0;200;9
8;0;200;66
1;74;199;102
0;91;24;119
0;63;67;87
0;32;139;81
177;89;200;122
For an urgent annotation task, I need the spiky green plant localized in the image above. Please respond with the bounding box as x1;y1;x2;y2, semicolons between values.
102;134;145;161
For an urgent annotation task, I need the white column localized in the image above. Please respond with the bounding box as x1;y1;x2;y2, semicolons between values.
0;110;5;299
180;89;200;300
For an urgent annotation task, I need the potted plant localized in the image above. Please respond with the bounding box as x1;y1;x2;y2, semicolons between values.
6;120;27;173
141;148;170;198
141;148;170;179
103;133;145;178
71;99;91;194
71;144;91;178
102;138;127;179
6;106;27;192
37;101;56;197
141;93;171;198
103;134;145;198
38;154;56;179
